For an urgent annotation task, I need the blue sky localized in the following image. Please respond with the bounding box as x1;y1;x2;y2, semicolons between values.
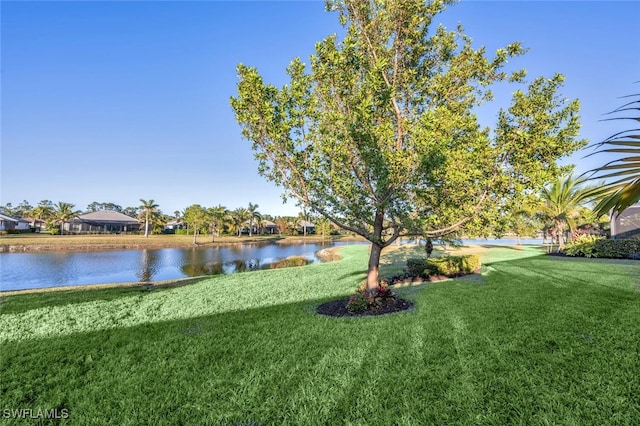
2;1;638;217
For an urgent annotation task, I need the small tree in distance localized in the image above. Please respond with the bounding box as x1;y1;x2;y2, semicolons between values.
139;199;159;238
231;0;586;295
53;202;80;235
183;204;208;245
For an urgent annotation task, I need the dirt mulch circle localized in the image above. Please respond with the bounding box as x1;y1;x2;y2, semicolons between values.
316;297;414;318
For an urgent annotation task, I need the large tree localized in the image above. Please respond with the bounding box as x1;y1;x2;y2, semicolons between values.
231;0;585;294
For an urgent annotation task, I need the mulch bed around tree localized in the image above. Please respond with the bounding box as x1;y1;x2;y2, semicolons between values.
316;297;414;318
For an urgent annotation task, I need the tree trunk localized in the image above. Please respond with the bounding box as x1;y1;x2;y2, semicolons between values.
193;222;198;245
366;243;383;295
145;211;150;238
556;221;564;252
366;209;386;295
425;238;433;258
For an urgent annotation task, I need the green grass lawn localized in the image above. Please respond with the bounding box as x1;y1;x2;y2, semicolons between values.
1;245;639;425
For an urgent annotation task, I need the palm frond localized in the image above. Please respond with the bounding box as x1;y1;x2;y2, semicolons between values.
586;89;640;216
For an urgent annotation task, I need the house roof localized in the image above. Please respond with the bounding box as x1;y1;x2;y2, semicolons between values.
242;220;277;227
77;211;139;224
0;213;19;223
298;220;315;227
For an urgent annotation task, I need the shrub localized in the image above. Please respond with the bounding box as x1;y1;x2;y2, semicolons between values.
594;239;640;259
357;280;396;299
175;229;188;235
406;258;429;276
406;255;480;277
347;291;379;313
563;235;603;257
561;237;640;259
4;229;33;234
264;256;312;269
348;280;397;312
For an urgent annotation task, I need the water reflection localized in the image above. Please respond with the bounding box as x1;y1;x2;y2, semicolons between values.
136;249;160;282
179;256;314;277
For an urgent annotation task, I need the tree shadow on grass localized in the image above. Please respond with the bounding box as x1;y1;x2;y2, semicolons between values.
0;277;216;315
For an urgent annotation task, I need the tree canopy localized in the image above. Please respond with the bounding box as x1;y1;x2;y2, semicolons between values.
231;0;586;292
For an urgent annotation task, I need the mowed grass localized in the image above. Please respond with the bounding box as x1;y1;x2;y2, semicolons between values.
1;245;639;425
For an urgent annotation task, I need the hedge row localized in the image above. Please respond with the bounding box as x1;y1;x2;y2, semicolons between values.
406;255;481;277
563;236;640;259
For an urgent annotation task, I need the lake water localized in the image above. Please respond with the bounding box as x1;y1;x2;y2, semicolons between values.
0;242;364;292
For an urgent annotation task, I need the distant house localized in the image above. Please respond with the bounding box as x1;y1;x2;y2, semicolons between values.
15;217;31;230
258;220;279;235
67;211;140;233
297;220;315;235
239;220;279;235
22;217;47;232
162;219;187;234
611;203;640;239
0;213;31;232
0;213;18;231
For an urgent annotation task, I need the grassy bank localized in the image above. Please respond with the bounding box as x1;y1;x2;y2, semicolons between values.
1;245;639;425
0;233;367;251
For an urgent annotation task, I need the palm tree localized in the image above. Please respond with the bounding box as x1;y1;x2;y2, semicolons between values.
53;202;80;235
247;203;261;237
208;205;228;242
29;203;54;231
536;174;594;251
232;207;252;236
258;217;271;235
139;199;159;238
587;91;640;216
286;217;298;236
298;208;310;237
